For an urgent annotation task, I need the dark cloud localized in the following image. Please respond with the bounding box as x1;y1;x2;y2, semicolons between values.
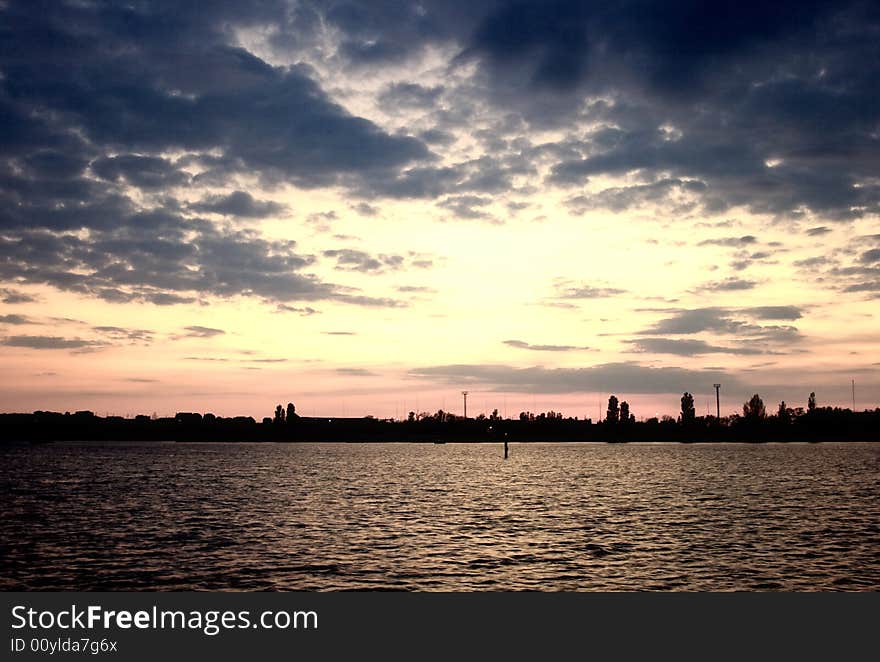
629;338;764;356
695;277;757;292
180;326;225;338
276;304;320;316
843;282;880;293
806;226;832;237
419;129;457;146
446;0;880;217
0;1;430;185
351;202;378;216
640;307;803;345
409;362;747;395
189;191;287;218
503;339;591;352
1;335;103;350
0;0;434;309
91;155;190;190
323;249;397;273
378;83;444;109
565;178;706;214
438;195;495;221
0;217;405;307
92;326;154;343
747;306;802;320
0;288;38;304
698;235;758;247
0;314;34;325
860;249;880;264
2;0;877;314
323;331;357;336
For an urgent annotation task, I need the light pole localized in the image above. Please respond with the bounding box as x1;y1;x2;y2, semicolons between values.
462;391;468;419
713;384;721;419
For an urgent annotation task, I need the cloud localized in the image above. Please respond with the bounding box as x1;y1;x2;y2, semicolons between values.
843;282;880;293
0;2;436;310
0;3;430;186
746;306;802;321
437;195;496;221
565;178;706;214
0;314;34;325
378;82;444;109
806;226;832;237
91;155;190;190
323;331;357;336
409;362;747;395
694;277;757;292
1;335;103;350
92;326;154;343
276;304;320;316
397;285;437;294
179;326;225;338
323;249;405;273
552;281;627;299
455;1;880;218
860;249;880;264
503;339;591;352
189;191;287;218
0;288;38;304
351;202;378;216
698;235;758;247
336;367;378;377
629;338;764;357
0;219;405;308
639;307;803;345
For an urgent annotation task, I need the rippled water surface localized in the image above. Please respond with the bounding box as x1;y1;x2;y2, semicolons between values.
2;442;879;590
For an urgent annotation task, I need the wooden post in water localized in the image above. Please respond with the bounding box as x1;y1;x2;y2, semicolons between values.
504;439;509;459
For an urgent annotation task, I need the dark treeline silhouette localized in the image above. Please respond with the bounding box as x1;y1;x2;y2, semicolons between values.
1;392;878;443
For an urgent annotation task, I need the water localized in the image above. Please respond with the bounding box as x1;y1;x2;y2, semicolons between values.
2;442;878;591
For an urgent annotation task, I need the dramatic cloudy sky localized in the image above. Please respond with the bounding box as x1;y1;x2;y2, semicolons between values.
1;0;878;418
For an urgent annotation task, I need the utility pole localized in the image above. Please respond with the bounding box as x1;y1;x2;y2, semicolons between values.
462;391;468;419
852;380;856;411
713;384;721;419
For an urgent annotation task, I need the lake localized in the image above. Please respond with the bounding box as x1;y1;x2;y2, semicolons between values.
1;441;878;590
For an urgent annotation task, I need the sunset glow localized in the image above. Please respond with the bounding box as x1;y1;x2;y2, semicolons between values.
1;1;878;419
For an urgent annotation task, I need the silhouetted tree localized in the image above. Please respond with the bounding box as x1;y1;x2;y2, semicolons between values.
407;411;416;422
620;401;631;423
490;408;500;420
743;394;766;420
808;392;816;412
681;392;696;424
274;404;285;423
777;400;792;423
606;395;619;424
286;402;297;422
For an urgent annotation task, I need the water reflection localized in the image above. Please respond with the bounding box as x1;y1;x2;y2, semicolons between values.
2;442;878;590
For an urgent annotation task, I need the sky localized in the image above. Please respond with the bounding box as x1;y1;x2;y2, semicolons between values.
1;0;878;420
